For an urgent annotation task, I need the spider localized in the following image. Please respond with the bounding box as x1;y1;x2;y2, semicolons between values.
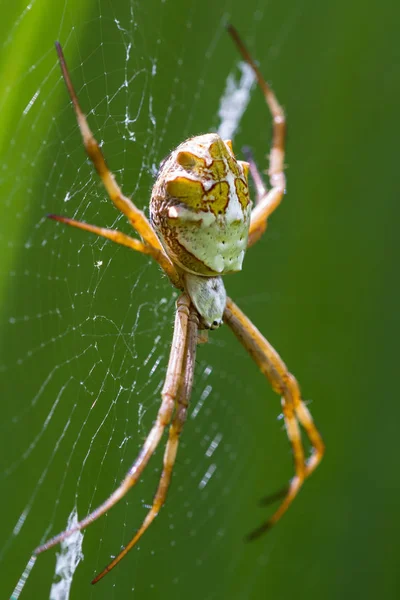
34;26;324;584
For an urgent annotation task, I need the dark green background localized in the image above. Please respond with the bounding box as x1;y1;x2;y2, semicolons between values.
1;1;399;599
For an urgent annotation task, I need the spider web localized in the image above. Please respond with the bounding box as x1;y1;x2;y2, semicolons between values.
0;1;305;598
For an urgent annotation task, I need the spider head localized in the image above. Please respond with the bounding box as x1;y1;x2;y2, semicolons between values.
184;273;226;329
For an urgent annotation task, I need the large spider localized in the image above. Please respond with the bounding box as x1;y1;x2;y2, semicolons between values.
34;26;324;584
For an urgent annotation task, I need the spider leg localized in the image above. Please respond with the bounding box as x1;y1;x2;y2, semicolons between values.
34;294;192;556
92;304;199;584
54;43;179;286
223;297;324;538
242;146;268;205
228;26;286;248
48;215;181;288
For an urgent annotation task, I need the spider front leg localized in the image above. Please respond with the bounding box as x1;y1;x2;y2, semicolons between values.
92;303;199;583
223;297;324;538
228;26;286;248
34;294;193;561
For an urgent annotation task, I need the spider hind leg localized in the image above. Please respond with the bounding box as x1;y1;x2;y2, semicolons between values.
227;25;286;249
54;43;180;288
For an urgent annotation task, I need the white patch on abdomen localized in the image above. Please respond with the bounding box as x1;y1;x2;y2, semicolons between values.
175;190;249;274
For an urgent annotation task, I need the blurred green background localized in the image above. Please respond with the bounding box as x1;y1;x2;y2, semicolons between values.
1;0;399;599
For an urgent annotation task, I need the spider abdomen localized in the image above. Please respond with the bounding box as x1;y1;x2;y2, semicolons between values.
150;133;251;276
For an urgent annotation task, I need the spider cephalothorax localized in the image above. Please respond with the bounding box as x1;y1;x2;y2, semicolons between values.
35;26;324;585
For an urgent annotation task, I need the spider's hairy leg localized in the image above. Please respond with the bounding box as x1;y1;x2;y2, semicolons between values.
48;215;182;288
92;305;199;584
223;297;325;538
54;43;179;284
227;26;286;248
34;294;192;557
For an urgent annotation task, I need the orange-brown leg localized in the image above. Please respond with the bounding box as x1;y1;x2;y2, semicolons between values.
242;146;268;205
54;43;180;287
228;26;286;248
223;297;324;538
48;215;181;289
92;305;199;583
34;294;192;556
